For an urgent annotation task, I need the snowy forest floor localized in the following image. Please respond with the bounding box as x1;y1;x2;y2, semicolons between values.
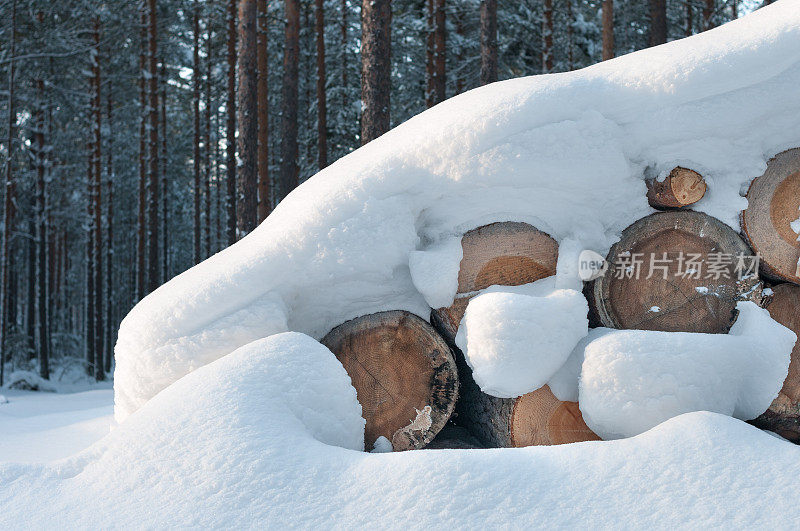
0;387;113;463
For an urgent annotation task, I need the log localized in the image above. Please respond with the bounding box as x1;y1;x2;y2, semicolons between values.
593;210;760;333
449;346;599;447
751;283;800;442
428;221;595;446
741;148;800;285
431;222;559;343
321;310;458;451
646;167;707;209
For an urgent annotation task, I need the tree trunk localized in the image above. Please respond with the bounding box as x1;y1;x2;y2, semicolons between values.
646;167;707;209
566;0;574;70
431;222;559;342
542;0;553;73
433;0;446;103
238;0;258;236
649;0;667;46
592;211;760;334
91;18;104;380
105;90;114;373
34;20;49;379
321;310;459;451
1;0;17;386
315;0;328;169
703;0;715;30
751;283;800;441
193;0;202;263
226;0;238;245
741;148;800;285
602;0;614;60
686;0;693;37
160;63;168;280
360;0;392;144
276;0;301;201
426;0;434;107
137;9;147;300
479;0;497;85
205;31;213;255
146;0;160;292
257;0;271;221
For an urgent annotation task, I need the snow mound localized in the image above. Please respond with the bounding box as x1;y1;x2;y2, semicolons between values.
116;3;800;423
455;289;588;398
579;302;796;439
547;326;616;402
4;332;800;527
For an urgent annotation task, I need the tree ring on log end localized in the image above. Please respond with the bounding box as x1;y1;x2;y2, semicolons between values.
742;148;800;285
751;283;800;442
321;310;459;451
432;222;559;343
593;210;759;334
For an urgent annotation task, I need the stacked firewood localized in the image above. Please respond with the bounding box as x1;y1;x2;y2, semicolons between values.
321;149;800;451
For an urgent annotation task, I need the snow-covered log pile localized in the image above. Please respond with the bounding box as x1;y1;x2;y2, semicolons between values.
110;1;800;456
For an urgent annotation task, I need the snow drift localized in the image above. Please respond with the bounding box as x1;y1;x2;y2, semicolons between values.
4;332;800;527
115;2;800;422
579;302;797;439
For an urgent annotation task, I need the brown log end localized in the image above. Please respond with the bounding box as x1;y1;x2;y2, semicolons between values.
510;386;600;446
321;310;459;451
593;210;759;334
431;221;559;342
646;167;707;209
742;148;800;285
751;283;800;442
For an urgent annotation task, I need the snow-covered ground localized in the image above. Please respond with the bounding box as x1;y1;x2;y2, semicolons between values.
3;2;800;527
0;387;113;463
2;334;800;528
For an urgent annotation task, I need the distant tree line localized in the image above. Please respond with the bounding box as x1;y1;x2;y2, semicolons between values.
0;0;754;384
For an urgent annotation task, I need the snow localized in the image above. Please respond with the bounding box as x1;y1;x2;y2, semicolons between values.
0;388;113;463
114;3;800;423
408;236;463;308
455;289;588;398
579;302;796;439
370;435;393;453
548;327;615;402
3;332;800;527
3;4;788;525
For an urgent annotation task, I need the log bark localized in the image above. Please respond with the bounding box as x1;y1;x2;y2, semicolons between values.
751;283;800;441
441;342;598;447
593;210;760;334
741;148;800;285
321;311;458;451
646;167;706;209
423;424;484;449
431;222;558;343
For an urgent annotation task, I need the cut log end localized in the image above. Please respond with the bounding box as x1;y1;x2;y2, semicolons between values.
593;210;759;334
751;283;800;441
742;148;800;285
321;310;458;451
646;167;707;209
432;222;559;343
510;386;600;446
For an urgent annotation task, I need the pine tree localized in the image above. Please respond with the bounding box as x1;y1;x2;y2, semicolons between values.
361;0;392;143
